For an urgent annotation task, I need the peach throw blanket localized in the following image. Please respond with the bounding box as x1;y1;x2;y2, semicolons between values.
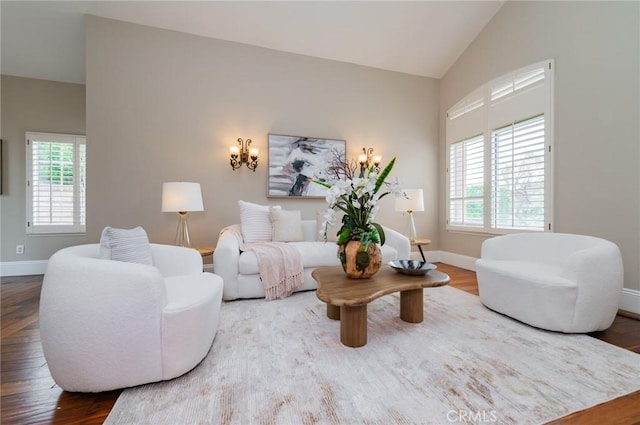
221;226;304;300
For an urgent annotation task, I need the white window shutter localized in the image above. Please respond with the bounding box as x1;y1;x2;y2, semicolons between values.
26;132;86;234
445;59;553;234
448;135;484;228
491;116;546;231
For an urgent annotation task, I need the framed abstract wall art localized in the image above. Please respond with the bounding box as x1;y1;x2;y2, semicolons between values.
267;134;346;198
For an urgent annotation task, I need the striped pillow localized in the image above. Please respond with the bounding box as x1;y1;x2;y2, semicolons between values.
239;201;281;244
100;226;153;265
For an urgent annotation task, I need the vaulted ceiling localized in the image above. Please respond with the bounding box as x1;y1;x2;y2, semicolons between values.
1;1;504;84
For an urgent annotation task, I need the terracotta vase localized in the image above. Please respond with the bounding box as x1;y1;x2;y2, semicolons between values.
338;240;382;279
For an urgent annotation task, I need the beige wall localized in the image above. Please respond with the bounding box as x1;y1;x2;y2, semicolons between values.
439;1;640;291
86;16;440;251
0;75;86;262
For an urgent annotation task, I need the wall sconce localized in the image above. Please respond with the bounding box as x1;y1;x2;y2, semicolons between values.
358;147;382;174
230;138;258;172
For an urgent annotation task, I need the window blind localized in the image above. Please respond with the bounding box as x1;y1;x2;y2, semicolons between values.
26;133;86;234
491;66;545;103
491;115;545;231
449;135;484;228
448;89;485;121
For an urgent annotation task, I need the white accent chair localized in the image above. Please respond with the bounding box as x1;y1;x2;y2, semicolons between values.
40;244;223;392
476;233;623;333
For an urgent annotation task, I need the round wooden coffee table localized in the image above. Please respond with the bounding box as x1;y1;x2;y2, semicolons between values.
313;265;450;347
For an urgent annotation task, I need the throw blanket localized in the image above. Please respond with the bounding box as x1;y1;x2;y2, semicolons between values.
220;226;304;300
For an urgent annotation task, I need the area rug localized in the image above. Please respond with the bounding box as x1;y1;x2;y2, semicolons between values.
104;286;640;425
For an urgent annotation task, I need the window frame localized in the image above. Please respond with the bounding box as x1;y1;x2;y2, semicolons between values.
25;131;87;235
446;59;554;235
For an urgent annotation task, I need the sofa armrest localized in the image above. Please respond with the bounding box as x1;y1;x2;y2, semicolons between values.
151;244;203;277
213;228;242;300
560;241;623;331
382;226;411;260
561;243;624;301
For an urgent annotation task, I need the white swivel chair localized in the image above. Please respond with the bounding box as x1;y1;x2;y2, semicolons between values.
476;233;623;333
40;243;223;392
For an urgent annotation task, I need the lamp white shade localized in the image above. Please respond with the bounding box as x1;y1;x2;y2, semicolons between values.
395;189;424;212
161;182;204;212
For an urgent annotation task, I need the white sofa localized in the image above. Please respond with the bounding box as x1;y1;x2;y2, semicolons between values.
476;233;623;333
214;220;411;300
40;243;224;392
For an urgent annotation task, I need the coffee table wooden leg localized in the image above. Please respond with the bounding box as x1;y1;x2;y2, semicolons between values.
326;304;340;320
340;305;367;347
400;289;424;323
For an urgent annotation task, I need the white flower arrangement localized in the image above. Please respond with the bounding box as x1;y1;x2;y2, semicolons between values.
315;158;398;249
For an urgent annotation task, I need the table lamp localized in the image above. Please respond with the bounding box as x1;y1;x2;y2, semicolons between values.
161;182;204;247
395;188;424;242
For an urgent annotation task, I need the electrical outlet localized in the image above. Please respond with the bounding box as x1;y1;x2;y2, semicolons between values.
16;245;25;255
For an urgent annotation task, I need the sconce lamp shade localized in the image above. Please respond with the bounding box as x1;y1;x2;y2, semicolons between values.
161;182;204;212
395;189;424;212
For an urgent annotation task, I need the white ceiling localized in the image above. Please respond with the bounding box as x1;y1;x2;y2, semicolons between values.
1;1;504;84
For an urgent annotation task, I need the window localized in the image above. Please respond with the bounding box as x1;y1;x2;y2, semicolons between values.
26;132;86;234
490;67;545;103
446;60;553;233
491;115;546;230
449;135;484;228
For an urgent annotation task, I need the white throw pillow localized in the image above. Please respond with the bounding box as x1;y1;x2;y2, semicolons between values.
316;210;343;242
239;201;281;244
270;208;304;242
100;226;153;265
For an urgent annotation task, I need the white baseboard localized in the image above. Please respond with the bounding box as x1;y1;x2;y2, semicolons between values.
620;288;640;315
1;260;48;277
410;249;441;263
437;251;478;271
416;249;477;271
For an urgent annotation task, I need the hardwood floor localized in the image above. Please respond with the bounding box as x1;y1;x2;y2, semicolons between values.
2;265;639;424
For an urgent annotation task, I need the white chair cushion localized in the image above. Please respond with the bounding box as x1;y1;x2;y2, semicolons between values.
238;242;398;274
162;273;223;380
164;274;220;311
